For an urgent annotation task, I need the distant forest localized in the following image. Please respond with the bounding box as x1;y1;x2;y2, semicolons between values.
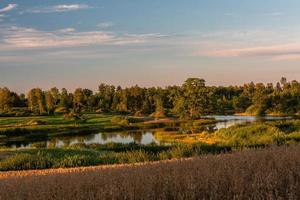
0;77;299;118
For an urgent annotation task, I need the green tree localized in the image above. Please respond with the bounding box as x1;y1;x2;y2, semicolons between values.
28;88;45;114
45;91;54;114
182;78;208;119
0;87;11;111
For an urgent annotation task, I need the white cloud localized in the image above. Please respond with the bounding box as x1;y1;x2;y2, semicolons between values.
23;4;90;14
0;26;167;49
97;22;114;29
58;28;76;33
53;4;90;12
264;12;283;16
0;4;18;13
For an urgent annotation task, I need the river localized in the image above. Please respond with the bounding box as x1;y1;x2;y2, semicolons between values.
6;115;292;149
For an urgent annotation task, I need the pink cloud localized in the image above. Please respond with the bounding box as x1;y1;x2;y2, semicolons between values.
200;43;300;61
1;27;166;49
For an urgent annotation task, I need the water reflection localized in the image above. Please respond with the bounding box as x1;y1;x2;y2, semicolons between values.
7;131;159;149
4;115;291;149
204;115;291;130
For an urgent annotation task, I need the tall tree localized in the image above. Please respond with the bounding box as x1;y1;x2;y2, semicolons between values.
182;78;208;119
45;91;54;114
28;88;45;114
0;87;11;111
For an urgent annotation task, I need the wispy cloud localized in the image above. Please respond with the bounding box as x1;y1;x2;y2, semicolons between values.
192;28;300;61
264;12;283;16
97;22;114;29
58;28;76;33
0;4;18;13
272;54;300;61
22;4;91;14
0;26;167;50
201;43;300;58
52;4;90;12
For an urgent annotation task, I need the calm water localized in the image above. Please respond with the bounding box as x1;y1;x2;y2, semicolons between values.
6;115;292;149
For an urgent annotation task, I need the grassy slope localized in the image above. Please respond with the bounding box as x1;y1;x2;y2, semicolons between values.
0;145;299;200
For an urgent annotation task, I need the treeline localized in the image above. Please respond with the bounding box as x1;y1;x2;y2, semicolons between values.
0;77;300;118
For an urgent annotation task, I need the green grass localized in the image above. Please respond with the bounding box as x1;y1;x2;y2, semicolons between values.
0;114;133;138
1;115;300;171
0;143;231;171
215;123;283;147
0;114;115;127
213;120;300;147
0;114;218;145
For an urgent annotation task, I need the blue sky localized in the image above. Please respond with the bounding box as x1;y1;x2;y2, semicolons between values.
0;0;300;92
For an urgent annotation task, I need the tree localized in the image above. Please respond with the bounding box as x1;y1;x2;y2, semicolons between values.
182;78;208;119
59;88;71;111
0;87;11;111
73;88;84;112
152;96;166;119
97;84;115;112
172;97;188;119
232;95;251;113
28;88;45;114
50;87;60;106
45;91;54;114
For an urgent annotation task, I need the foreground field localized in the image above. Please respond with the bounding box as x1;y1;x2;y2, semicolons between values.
0;145;299;200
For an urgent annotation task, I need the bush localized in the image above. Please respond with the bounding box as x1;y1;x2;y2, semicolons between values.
111;116;130;126
56;155;98;168
159;143;231;160
115;150;152;164
0;153;53;171
215;123;284;147
26;119;47;126
64;112;86;123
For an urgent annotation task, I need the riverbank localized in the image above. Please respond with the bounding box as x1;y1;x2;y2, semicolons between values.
0;114;216;146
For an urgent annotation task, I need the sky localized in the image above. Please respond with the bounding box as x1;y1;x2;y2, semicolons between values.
0;0;300;93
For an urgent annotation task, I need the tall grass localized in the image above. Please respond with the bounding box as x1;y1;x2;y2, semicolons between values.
0;143;230;171
0;145;299;200
215;123;284;147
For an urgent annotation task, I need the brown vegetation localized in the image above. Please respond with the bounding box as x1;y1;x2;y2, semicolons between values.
0;145;299;200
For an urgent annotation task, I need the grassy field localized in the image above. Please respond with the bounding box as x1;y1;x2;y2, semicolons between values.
0;143;230;171
1;117;300;171
0;114;216;141
0;145;299;200
154;120;300;146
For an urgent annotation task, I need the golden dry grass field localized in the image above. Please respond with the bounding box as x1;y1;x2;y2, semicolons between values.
0;145;299;200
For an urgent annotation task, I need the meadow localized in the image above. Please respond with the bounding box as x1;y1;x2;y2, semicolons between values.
0;143;230;171
0;116;300;171
0;113;216;140
0;145;299;200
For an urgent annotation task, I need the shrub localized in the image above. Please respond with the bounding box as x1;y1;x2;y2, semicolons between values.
26;119;47;126
115;150;152;164
56;155;98;168
215;123;284;147
111;116;130;126
0;153;53;171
